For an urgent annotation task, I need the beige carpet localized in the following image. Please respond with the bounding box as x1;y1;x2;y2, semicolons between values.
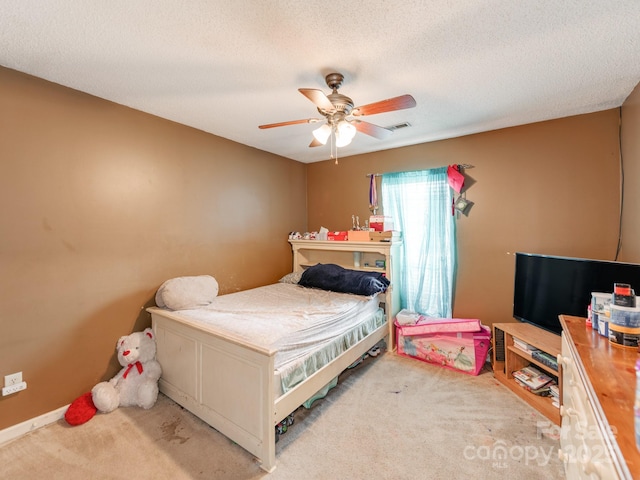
0;353;565;479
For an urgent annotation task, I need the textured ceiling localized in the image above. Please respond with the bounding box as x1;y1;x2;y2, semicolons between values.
2;1;639;163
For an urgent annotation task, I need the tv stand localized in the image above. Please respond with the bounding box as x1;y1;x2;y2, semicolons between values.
492;322;561;425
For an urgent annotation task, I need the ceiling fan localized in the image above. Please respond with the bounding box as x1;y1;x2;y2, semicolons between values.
258;72;416;148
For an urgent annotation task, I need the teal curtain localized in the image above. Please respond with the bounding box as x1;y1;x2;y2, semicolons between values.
382;167;456;317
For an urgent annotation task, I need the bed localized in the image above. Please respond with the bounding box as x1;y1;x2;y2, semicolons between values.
147;262;395;472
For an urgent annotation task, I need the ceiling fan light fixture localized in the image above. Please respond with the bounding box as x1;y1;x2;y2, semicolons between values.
335;120;356;147
338;120;356;139
335;131;350;147
312;124;332;145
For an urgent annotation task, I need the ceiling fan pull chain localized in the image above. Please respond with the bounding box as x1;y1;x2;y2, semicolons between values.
331;127;339;165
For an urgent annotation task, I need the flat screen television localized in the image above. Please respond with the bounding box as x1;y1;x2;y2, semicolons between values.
513;252;640;335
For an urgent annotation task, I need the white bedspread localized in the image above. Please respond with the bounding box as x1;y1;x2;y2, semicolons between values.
167;283;384;392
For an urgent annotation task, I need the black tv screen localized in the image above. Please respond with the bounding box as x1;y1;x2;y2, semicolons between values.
513;253;640;335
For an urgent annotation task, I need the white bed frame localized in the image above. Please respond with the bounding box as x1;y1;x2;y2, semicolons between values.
148;239;400;472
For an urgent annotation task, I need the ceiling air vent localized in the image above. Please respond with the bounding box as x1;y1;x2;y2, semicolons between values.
387;122;411;131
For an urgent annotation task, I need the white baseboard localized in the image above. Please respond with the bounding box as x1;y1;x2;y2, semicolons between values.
0;404;69;446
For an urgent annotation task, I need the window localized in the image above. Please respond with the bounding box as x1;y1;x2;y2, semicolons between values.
382;167;456;317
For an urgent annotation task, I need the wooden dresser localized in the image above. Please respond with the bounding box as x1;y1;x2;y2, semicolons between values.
559;315;640;479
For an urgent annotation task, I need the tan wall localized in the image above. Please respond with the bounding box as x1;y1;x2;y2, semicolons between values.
307;111;626;325
0;67;307;429
2;63;638;433
620;83;640;262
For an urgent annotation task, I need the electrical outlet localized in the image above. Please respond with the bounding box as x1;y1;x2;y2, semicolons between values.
2;381;27;396
4;372;22;386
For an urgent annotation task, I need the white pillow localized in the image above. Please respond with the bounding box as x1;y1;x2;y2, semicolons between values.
155;275;219;310
278;272;303;284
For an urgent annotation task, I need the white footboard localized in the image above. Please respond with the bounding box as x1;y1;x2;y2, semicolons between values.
148;307;388;472
150;308;278;472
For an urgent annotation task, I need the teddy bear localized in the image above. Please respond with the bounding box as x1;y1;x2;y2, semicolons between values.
65;328;162;425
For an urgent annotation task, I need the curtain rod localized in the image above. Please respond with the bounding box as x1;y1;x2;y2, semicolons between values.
365;164;475;177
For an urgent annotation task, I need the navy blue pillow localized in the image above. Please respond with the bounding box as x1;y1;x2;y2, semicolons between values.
299;263;390;296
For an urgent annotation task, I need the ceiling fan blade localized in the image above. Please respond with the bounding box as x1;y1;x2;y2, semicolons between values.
309;137;323;148
353;120;393;140
299;88;335;112
351;94;416;116
258;118;319;129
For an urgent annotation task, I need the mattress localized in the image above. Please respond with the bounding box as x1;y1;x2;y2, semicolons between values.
161;282;385;394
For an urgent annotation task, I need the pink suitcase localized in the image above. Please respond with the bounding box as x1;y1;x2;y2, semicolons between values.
395;318;491;376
